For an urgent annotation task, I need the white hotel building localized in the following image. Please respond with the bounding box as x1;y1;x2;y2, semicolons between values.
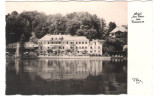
38;34;104;56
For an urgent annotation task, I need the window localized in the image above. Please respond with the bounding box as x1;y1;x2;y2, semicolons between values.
76;46;78;49
82;46;84;49
79;42;81;44
79;46;81;49
95;42;96;45
94;50;96;52
48;42;49;44
76;42;78;44
90;51;92;53
52;38;53;40
90;47;92;49
85;42;87;44
82;42;84;44
98;46;100;49
67;42;68;44
48;47;49;49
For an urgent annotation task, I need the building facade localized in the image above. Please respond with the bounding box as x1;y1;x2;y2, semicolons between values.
7;42;38;49
109;26;127;38
6;42;38;55
21;59;102;80
38;34;103;56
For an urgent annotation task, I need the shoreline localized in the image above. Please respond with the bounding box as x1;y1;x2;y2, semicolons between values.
6;55;127;61
37;56;112;60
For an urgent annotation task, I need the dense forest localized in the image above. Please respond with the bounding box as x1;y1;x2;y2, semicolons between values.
6;11;127;55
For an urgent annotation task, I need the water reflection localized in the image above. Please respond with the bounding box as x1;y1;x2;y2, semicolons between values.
6;58;127;95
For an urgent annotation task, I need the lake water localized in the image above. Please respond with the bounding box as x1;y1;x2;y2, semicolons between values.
6;58;127;95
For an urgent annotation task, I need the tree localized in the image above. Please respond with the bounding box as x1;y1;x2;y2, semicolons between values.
20;11;47;39
65;19;81;36
6;11;32;44
107;22;116;35
76;29;84;36
84;28;97;41
103;37;125;55
6;11;19;44
66;12;106;39
11;11;18;16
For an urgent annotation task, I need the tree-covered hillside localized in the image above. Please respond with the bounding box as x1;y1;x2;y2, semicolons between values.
6;11;118;44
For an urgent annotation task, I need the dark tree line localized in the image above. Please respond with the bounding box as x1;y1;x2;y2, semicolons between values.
6;11;127;55
6;11;118;44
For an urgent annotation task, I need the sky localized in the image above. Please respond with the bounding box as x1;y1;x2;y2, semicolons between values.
6;1;127;26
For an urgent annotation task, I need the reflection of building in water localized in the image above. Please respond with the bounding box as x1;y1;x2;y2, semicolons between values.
39;59;102;80
22;59;103;80
15;59;20;75
13;59;127;94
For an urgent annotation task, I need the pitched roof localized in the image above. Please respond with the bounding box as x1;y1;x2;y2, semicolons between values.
111;26;127;33
90;39;105;45
39;34;88;41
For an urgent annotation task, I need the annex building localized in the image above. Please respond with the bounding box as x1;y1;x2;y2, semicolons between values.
38;34;104;56
6;42;38;54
